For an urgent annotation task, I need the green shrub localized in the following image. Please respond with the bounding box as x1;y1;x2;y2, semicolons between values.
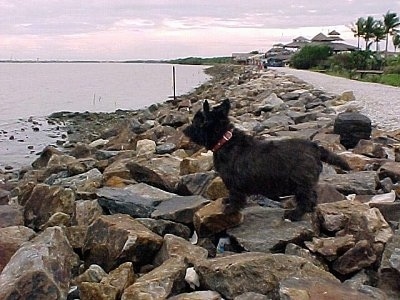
290;45;332;69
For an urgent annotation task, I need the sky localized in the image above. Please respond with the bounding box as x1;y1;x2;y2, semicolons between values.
1;1;400;61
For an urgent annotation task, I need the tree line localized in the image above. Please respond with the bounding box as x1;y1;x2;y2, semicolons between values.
351;10;400;53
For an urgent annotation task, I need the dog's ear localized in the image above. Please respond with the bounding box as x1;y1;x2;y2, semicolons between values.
220;99;231;117
203;100;210;115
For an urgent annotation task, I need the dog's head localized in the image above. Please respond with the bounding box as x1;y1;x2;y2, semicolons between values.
183;99;231;149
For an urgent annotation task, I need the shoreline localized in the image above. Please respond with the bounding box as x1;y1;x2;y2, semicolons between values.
1;64;400;298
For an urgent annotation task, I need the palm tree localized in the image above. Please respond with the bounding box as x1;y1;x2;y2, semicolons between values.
363;16;378;50
393;33;400;52
350;17;366;49
372;20;386;52
383;10;400;55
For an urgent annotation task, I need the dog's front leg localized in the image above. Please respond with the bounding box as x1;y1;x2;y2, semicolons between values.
222;190;247;214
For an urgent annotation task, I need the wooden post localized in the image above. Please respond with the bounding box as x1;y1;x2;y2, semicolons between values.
172;66;176;101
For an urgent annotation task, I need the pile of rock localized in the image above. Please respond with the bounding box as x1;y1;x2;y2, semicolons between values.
1;65;400;299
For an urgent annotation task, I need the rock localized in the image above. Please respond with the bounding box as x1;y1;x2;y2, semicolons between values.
52;168;103;192
279;277;382;300
333;240;377;275
305;235;356;260
321;171;379;195
137;218;192;240
97;186;161;218
353;139;387;158
31;145;64;169
72;264;108;285
205;176;229;200
125;182;177;201
156;142;177;155
338;152;380;171
378;230;400;299
176;172;217;196
151;195;210;224
103;158;134;182
154;234;208;266
315;200;393;244
0;188;10;205
89;138;109;148
195;252;338;299
234;292;269;300
333;112;372;149
0;226;36;272
285;243;327;270
0;204;24;228
180;152;214;175
127;155;182;192
378;161;400;182
168;291;222;300
23;183;75;230
83;214;163;272
0;227;79;300
227;206;314;253
315;183;345;204
74;199;104;226
121;258;187;299
193;198;243;236
100;262;135;298
160;111;189;127
256;92;285;112
78;281;119;300
136;139;156;157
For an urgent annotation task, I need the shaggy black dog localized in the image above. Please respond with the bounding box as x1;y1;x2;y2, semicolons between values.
183;99;350;221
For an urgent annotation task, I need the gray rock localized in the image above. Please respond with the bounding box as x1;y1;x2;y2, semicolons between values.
97;186;161;218
321;171;379;195
227;206;314;253
151;195;210;224
334;112;372;149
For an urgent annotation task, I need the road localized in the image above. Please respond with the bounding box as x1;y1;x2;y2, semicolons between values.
271;67;400;131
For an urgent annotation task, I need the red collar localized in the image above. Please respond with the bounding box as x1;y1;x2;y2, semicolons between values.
212;129;233;152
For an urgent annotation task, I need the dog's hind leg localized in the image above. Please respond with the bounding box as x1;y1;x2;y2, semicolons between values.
285;186;317;221
222;190;247;214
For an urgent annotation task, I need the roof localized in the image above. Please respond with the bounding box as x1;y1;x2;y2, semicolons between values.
284;41;309;48
328;30;341;36
293;36;310;42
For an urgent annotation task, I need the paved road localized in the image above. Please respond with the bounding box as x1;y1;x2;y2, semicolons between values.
271;67;400;131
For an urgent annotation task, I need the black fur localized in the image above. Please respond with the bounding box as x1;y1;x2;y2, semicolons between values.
183;99;351;221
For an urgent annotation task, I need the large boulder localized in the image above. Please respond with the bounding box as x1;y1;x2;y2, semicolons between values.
0;227;79;300
83;214;163;272
333;112;372;149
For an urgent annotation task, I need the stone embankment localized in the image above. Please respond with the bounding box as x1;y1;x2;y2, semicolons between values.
1;65;400;299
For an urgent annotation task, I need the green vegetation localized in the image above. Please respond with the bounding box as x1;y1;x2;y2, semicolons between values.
290;45;332;69
291;10;400;86
166;56;232;65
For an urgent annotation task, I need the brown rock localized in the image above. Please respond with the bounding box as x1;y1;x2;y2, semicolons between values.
333;240;377;275
79;281;118;300
83;214;163;272
121;258;187;300
0;226;36;272
195;252;338;299
353;139;387;158
379;161;400;182
31;145;64;169
0;204;24;228
0;227;79;300
168;291;222;300
0;188;10;205
127;155;182;192
180;152;213;175
103;158;134;182
74;199;104;226
338;152;381;171
154;234;208;266
23;183;75;230
315;183;345;204
205;177;229;200
193;198;243;236
101;262;135;298
279;277;381;300
305;235;355;260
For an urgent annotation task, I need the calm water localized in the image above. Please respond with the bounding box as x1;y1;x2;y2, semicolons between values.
0;63;209;170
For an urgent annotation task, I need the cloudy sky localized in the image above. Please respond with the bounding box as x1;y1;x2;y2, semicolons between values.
1;0;399;60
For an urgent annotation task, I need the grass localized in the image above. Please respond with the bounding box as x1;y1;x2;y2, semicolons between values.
321;69;400;87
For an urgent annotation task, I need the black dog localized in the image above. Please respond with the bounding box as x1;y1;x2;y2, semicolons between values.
183;99;350;221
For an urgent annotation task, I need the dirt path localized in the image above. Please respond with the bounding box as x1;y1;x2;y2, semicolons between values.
272;67;400;131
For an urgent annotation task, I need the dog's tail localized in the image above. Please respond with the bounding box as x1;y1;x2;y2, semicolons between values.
318;146;351;171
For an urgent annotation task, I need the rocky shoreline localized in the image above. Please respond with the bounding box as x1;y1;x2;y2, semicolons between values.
1;65;400;299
